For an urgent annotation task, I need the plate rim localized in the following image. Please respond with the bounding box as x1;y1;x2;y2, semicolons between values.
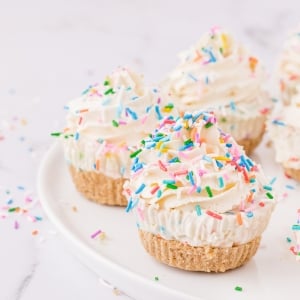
37;142;203;300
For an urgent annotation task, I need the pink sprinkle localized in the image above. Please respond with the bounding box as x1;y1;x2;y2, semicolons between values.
188;185;196;194
137;207;144;221
140;115;148;125
178;151;188;159
206;210;222;220
25;196;33;203
174;170;188;176
14;221;19;229
150;185;160;195
91;229;102;239
158;160;167;172
118;120;127;125
198;169;207;176
27;216;36;222
223;173;230;181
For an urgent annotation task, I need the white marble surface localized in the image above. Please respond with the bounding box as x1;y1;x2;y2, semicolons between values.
1;0;300;299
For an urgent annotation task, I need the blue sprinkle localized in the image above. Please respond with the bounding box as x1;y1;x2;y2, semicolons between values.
192;111;203;122
286;185;295;190
145;142;156;149
246;158;254;167
155;105;163;120
126;107;138;120
196;186;202;193
163;179;176;184
240;155;250;171
183;113;193;120
216;160;223;168
17;186;25;191
131;96;139;100
153;88;158;93
269;177;277;185
292;224;300;231
6;199;13;205
203;155;212;163
173;124;183;131
157;190;162;198
250;178;256;183
229;101;236;111
218;177;224;188
272;119;285;126
160;226;166;234
195;205;202;216
188;171;195;186
146;105;152;113
35;216;43;221
246;211;254;218
132;163;143;172
125;199;133;213
188;73;198;82
226;143;232;148
74;132;80;141
263;185;273;191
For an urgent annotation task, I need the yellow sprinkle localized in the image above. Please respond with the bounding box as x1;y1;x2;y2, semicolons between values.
99;232;106;240
221;33;229;56
72;206;78;212
213;156;231;162
223;183;236;191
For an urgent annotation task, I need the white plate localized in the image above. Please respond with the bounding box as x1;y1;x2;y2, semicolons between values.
38;142;300;300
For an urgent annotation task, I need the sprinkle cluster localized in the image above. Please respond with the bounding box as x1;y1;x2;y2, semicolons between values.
290;208;300;260
125;110;274;220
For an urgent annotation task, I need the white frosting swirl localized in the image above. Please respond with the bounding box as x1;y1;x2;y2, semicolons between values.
61;67;169;178
124;110;276;247
161;27;273;140
267;101;300;169
278;26;300;105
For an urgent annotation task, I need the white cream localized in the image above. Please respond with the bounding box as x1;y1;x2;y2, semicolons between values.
277;26;300;105
161;27;272;141
125;110;276;247
267;102;300;169
62;67;166;178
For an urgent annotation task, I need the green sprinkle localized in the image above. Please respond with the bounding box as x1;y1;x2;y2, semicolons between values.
130;149;142;158
164;103;174;110
154;276;159;281
204;122;213;128
286;237;292;243
112;120;119;127
235;286;243;292
104;80;110;86
220;117;227;123
266;192;273;199
205;186;213;197
184;138;193;145
104;87;114;95
166;183;178;189
8;207;19;212
50;132;61;137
